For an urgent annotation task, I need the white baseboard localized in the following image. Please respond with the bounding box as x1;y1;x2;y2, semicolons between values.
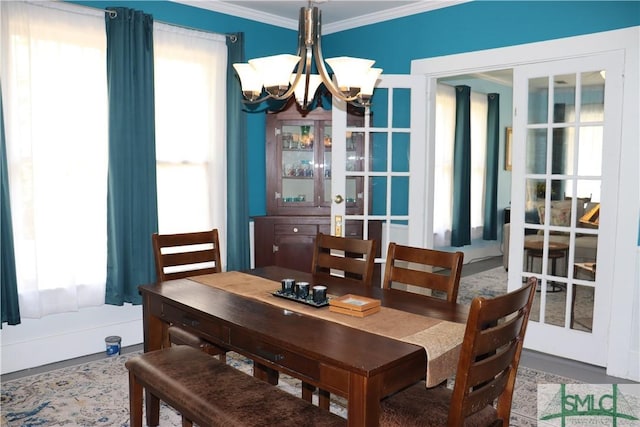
1;304;143;375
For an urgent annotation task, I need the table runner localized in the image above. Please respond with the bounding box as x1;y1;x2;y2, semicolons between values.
189;271;465;387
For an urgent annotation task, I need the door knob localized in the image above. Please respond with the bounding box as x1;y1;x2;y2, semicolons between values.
334;195;344;204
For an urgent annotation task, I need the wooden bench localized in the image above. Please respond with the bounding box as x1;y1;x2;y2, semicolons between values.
125;345;346;427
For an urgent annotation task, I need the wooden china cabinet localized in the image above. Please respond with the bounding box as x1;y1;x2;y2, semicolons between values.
253;102;367;272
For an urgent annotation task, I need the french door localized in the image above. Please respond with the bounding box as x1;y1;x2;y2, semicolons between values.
331;75;427;287
509;52;623;365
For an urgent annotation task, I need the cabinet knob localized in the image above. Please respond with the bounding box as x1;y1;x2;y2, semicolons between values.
273;245;278;253
334;194;344;204
293;227;299;233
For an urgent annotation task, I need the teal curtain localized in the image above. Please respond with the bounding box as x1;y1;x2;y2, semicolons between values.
104;8;158;305
1;85;21;327
226;33;250;271
483;93;499;240
451;85;471;247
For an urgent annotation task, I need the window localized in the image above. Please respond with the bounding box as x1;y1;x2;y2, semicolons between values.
153;23;228;267
1;2;108;317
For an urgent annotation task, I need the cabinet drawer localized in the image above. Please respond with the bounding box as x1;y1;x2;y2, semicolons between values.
231;329;320;381
160;302;230;345
274;224;318;236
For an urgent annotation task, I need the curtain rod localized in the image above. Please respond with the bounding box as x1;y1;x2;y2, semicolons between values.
100;5;234;41
26;1;234;41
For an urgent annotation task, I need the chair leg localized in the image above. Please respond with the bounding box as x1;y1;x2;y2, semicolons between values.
218;353;226;364
318;388;331;410
182;417;193;427
302;381;315;403
145;389;160;426
128;371;143;427
302;382;330;410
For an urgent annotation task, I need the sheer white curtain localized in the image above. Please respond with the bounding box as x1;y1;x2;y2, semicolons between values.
1;2;108;317
433;83;487;247
433;84;456;247
153;23;228;267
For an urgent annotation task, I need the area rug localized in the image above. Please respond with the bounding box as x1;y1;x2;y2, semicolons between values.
1;348;578;427
457;266;594;332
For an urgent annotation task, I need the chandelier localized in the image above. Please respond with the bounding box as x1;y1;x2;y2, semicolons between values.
233;5;382;110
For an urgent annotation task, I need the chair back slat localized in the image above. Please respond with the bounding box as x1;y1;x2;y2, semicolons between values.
448;276;537;426
475;315;526;356
311;233;376;285
382;243;464;303
152;229;222;282
467;343;518;387
463;369;510;417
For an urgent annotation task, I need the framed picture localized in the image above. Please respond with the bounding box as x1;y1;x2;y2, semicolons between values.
505;127;513;171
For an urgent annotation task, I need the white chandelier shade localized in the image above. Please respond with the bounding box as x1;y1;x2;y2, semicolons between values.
233;6;382;110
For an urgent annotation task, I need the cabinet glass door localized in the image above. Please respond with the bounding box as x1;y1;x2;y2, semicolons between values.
281;124;314;206
323;124;332;205
322;125;361;208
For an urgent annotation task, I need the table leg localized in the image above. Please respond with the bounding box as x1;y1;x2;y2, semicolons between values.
347;373;382;427
142;294;163;426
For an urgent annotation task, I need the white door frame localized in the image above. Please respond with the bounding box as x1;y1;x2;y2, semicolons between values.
411;27;639;379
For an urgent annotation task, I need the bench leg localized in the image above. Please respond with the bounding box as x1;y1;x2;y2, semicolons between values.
128;371;143;427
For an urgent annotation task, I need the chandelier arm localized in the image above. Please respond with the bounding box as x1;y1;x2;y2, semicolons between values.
300;47;313;107
311;10;360;103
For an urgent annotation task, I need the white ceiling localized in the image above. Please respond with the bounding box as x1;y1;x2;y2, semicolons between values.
172;0;470;33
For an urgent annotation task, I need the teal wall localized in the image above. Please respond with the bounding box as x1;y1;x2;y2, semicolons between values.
321;1;640;74
68;1;639;219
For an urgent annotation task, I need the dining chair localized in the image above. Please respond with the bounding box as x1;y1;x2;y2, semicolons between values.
311;232;376;285
152;229;227;361
383;243;464;303
380;276;537;427
307;232;376;409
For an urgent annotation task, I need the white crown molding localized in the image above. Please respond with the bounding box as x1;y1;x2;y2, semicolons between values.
323;1;471;34
169;1;471;33
172;1;298;29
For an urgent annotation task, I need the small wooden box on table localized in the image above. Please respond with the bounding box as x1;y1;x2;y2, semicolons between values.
329;294;381;317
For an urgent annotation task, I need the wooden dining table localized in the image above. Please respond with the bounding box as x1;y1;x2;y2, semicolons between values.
139;266;469;427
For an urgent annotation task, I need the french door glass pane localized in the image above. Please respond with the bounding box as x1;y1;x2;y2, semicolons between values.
392;133;410;172
525;129;547;174
553;74;576;123
527;77;548;124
